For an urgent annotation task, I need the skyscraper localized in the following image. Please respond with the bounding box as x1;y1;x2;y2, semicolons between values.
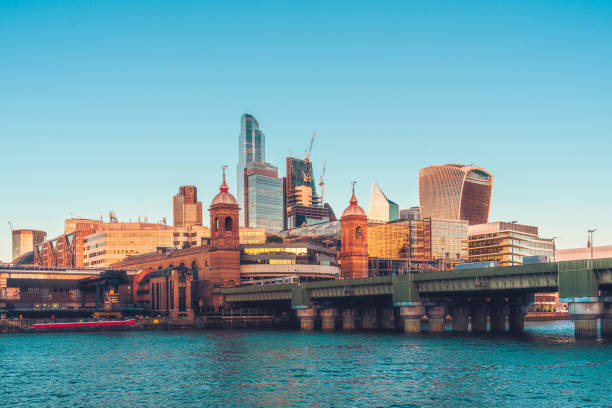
244;161;284;233
237;113;266;226
419;164;493;225
173;186;203;227
367;181;399;223
284;157;329;229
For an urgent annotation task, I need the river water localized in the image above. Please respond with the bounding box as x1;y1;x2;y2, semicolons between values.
1;321;610;407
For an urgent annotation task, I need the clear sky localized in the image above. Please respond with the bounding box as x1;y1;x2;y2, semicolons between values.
1;0;611;261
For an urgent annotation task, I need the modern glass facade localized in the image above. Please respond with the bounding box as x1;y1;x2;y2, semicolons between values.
284;157;329;229
468;222;554;266
430;218;469;264
241;243;337;267
247;173;284;233
237;113;266;226
367;181;399;222
419;164;493;225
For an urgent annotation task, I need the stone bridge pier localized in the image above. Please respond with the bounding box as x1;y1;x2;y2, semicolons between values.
399;304;425;333
426;305;447;332
568;300;602;338
296;307;316;331
320;308;337;331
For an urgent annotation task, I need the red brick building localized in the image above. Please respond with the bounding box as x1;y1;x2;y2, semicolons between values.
340;188;369;279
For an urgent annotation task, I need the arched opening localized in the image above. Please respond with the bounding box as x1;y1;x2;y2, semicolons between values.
356;226;363;239
191;261;198;280
224;216;233;232
214;217;219;234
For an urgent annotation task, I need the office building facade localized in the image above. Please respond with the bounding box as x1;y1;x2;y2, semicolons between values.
368;181;399;223
11;229;46;261
173;186;203;228
468;222;554;267
419;164;493;225
244;161;283;233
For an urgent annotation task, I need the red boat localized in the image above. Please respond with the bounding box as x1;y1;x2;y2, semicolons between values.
32;319;136;330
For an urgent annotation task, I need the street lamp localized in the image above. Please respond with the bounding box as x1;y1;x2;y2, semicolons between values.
588;229;597;260
510;221;517;266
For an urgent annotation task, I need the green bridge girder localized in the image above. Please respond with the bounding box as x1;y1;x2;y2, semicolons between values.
221;258;612;306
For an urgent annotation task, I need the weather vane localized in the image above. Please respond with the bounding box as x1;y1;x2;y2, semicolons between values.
351;180;357;192
221;165;228;177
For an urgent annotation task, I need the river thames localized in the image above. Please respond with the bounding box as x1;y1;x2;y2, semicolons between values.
1;321;610;407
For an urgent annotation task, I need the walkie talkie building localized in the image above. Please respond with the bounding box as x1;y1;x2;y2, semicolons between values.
418;164;493;225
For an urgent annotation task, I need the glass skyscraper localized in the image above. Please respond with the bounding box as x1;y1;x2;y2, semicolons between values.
236;114;283;232
367;181;399;223
237;113;266;226
245;162;284;233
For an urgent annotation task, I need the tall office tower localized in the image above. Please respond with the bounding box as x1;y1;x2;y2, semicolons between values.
284;157;329;229
419;164;493;225
173;186;203;227
237;113;266;226
244;161;283;233
367;181;399;223
12;229;46;261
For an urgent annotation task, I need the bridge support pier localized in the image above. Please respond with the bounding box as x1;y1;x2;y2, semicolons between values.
320;308;337;331
296;308;316;331
451;304;469;332
509;302;526;333
602;302;612;338
490;302;509;333
471;303;489;333
427;305;447;332
342;309;356;330
569;301;602;338
400;304;425;333
380;308;395;330
361;308;378;329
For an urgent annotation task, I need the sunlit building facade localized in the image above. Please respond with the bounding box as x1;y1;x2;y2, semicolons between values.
419;164;493;225
430;218;469;267
368;181;399;223
468;222;554;267
12;229;46;261
173;186;203;228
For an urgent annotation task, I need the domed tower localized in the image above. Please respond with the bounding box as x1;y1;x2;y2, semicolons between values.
340;183;369;279
208;169;241;287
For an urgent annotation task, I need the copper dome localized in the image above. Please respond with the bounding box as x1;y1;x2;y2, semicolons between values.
341;190;366;218
211;174;238;206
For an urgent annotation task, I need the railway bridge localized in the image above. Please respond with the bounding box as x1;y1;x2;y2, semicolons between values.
222;258;612;338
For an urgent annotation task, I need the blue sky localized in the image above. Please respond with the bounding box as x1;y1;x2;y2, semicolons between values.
1;0;611;261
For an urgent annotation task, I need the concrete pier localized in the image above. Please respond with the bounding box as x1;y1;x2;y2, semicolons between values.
490;302;508;333
509;303;526;333
360;308;378;329
342;309;356;330
569;301;602;338
399;304;425;333
451;304;469;333
602;302;612;338
380;308;395;330
427;305;447;333
320;308;337;331
471;303;489;333
296;308;316;331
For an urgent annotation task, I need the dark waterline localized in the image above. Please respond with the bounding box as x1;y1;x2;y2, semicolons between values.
1;321;610;407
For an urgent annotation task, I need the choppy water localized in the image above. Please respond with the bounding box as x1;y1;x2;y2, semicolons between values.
1;321;611;407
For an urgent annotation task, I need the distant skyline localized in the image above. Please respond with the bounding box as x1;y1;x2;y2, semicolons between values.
2;1;612;261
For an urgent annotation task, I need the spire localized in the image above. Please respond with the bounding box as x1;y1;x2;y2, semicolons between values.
350;180;358;205
220;165;229;193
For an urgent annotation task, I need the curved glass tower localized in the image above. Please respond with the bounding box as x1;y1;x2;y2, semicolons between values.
418;164;493;225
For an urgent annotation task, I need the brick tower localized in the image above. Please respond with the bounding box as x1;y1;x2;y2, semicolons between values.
340;184;369;279
209;169;241;287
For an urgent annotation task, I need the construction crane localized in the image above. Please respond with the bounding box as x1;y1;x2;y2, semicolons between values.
304;131;316;162
319;160;327;206
8;221;13;232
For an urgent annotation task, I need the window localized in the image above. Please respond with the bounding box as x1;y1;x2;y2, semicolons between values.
225;216;233;232
356;226;363;239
